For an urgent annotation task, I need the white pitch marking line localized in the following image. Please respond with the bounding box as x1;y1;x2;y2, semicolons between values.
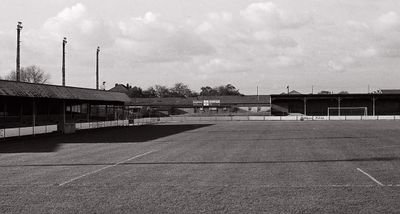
375;145;400;149
356;168;384;186
59;150;156;186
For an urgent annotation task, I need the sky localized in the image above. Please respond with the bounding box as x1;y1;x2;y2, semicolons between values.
1;0;400;94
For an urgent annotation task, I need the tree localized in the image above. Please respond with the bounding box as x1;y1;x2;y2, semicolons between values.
128;86;144;98
5;65;50;84
143;86;157;98
154;85;172;97
217;84;241;96
190;91;199;97
338;91;349;94
200;84;242;96
170;82;194;97
200;86;218;96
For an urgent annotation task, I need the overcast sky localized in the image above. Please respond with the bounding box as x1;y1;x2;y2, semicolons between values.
1;0;400;94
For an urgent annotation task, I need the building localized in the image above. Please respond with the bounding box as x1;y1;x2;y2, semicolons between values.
128;95;271;116
271;93;400;116
0;80;130;137
109;83;130;94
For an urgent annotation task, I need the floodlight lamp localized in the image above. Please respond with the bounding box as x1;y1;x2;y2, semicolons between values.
17;22;23;30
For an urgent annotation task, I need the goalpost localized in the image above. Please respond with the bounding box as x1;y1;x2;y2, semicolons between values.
327;107;367;116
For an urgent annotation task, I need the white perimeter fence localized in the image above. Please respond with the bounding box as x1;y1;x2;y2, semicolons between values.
0;120;129;140
75;120;129;130
2;115;399;139
132;117;161;126
158;115;400;122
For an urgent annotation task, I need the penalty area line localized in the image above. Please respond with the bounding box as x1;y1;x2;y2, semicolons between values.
59;150;156;186
356;168;384;186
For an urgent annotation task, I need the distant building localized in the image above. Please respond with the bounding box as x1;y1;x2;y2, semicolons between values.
280;90;302;95
288;90;302;95
109;83;130;94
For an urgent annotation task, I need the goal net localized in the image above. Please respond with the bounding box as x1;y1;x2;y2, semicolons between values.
327;107;367;116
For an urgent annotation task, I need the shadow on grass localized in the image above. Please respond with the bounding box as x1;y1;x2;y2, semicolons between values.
0;124;213;153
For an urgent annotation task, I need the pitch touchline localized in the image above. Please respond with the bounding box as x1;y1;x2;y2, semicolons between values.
356;168;384;186
375;145;400;149
58;150;156;186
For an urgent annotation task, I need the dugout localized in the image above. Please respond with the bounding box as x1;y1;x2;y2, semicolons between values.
271;94;400;116
0;80;130;133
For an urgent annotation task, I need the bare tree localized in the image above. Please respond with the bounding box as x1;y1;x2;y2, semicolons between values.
5;65;50;84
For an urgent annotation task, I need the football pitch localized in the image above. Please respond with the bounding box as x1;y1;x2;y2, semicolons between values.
1;120;399;213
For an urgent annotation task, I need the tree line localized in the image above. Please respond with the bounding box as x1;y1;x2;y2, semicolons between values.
125;83;242;98
0;67;351;96
0;66;243;97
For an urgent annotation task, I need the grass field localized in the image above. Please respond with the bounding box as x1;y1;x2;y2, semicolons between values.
1;120;400;213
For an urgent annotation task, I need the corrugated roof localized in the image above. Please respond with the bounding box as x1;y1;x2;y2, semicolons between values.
0;80;130;103
130;95;270;106
379;89;400;94
196;95;270;104
131;97;193;106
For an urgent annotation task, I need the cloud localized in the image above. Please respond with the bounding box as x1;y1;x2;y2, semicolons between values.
357;48;377;58
369;11;400;57
270;56;303;67
267;36;298;48
42;3;116;48
240;2;281;25
346;20;369;31
377;11;400;31
240;2;312;29
135;12;159;24
0;2;314;86
208;12;233;22
191;3;305;68
327;60;345;72
8;1;388;91
118;12;174;41
116;12;215;63
339;12;400;60
200;58;247;72
195;22;213;34
43;3;87;34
